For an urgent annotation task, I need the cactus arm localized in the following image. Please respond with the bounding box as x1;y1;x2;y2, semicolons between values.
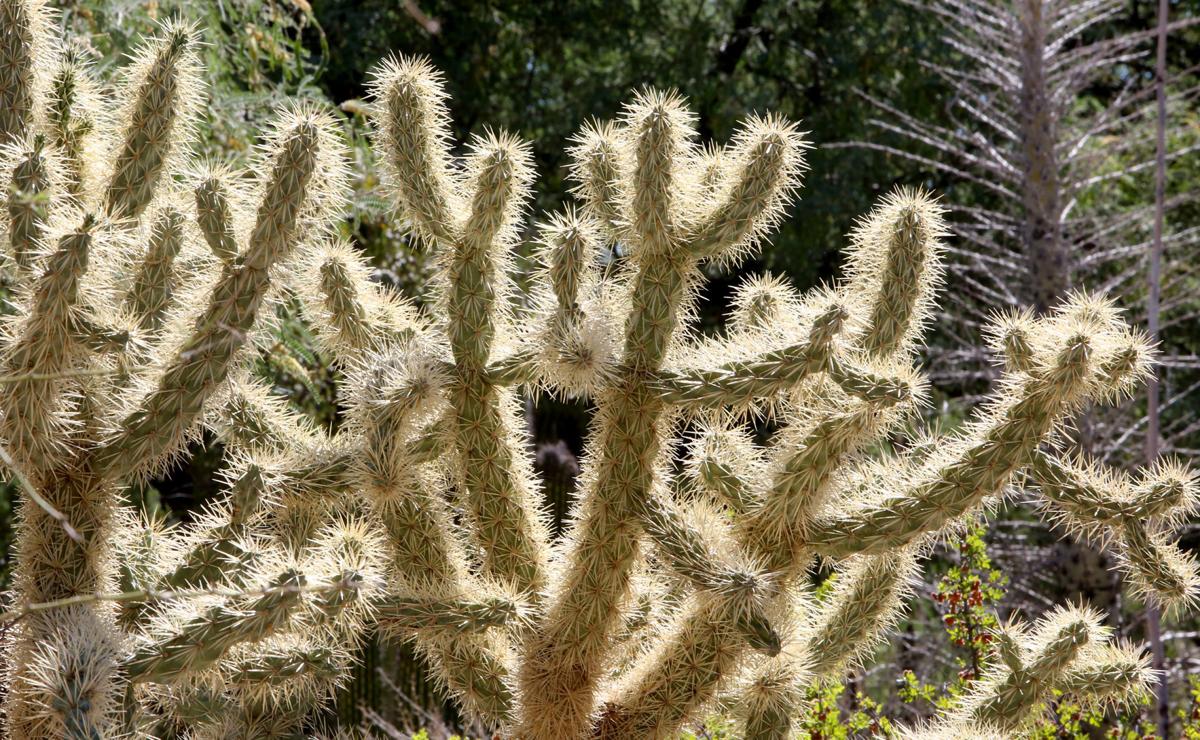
226;644;341;689
567;120;624;241
803;551;917;677
157;463;268;590
824;355;919;404
125;203;185;330
740;658;804;740
443;134;549;594
806;332;1100;559
544;208;595;325
3;477;120;736
157;532;252;591
748;402;899;572
1029;450;1199;609
852;191;944;358
689;424;763;515
753;193;937;619
695;141;726;195
483;351;538;385
131;568;363;698
45;49;99;197
516;90;701;739
350;346;517;726
315;248;369;348
727;274;800;334
190;420;356;546
302;238;421;358
377;595;527;635
1096;331;1152;397
987;307;1038;373
370;55;463;246
0;215;93;470
529;208;618;395
215;644;356;734
596;600;743;740
1118;520;1199;611
636;485;753;595
354;344;449;492
311;568;372;625
653;349;914;410
625;90;689;260
375;489;518;726
283;446;356;500
115;509;170;628
104;23;199;220
968;620;1090;731
653;342;826;407
405;422;449;463
1054;644;1152;703
1031;450;1198;524
731;597;812;740
94;111;341;481
209;384;355;509
9;604;120;739
517;380;669;738
634;484;780;654
0;0;48;141
209;377;325;456
6;140;51;272
698;455;757;514
366;479;467;593
418;636;514;726
71;312;134;356
649;298;918;411
127;571;306;683
686;116;805;261
210;378;322;456
193;169;240;263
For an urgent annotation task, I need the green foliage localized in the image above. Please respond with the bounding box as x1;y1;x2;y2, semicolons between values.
898;669;953;713
899;526;1008;716
796;681;892;739
1026;689;1155;739
411;730;465;740
900;526;1163;737
679;716;738;740
932;525;1008;682
1181;677;1200;739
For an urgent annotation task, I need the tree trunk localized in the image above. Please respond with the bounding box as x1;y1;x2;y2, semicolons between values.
1145;0;1170;734
1017;0;1068;314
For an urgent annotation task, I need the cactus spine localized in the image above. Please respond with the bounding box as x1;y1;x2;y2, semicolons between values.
0;6;1194;738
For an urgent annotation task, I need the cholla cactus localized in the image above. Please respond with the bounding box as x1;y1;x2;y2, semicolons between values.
0;6;1195;739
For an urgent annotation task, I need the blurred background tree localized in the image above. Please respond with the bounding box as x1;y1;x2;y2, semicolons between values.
1;0;1194;736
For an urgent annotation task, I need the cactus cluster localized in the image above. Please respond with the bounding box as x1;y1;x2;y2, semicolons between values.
0;6;1196;738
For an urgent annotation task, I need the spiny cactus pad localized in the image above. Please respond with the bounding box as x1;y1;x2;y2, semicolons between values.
0;7;1194;738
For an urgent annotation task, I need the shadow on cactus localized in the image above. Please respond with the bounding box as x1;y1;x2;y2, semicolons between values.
0;4;1196;738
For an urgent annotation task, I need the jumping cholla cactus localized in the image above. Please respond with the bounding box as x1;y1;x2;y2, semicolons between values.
0;5;1196;739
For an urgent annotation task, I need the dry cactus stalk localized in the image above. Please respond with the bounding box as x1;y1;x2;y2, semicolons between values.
0;6;1195;738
